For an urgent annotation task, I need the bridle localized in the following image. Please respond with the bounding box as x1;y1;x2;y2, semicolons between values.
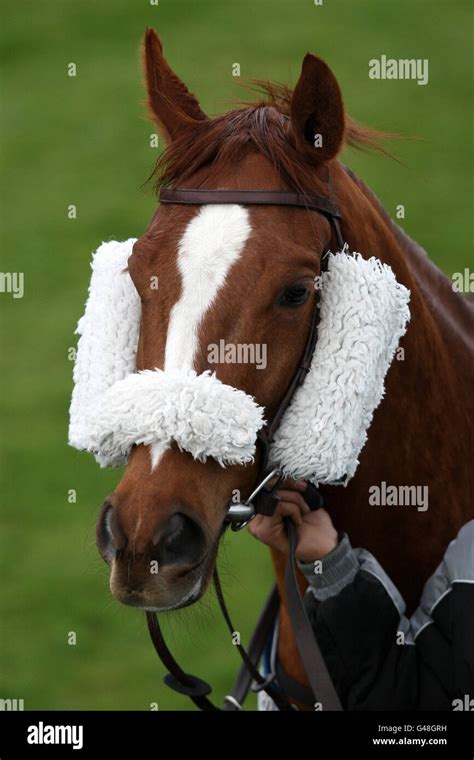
145;183;345;711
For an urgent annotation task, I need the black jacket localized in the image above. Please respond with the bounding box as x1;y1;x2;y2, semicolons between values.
297;521;474;711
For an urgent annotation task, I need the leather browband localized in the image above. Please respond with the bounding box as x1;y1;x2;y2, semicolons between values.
159;188;341;220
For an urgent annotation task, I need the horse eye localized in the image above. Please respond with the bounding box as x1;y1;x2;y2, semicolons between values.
278;284;310;308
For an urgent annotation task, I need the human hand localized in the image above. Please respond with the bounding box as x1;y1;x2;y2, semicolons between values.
247;479;338;562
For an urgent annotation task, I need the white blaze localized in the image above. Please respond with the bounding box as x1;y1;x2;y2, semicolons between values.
151;204;251;468
165;204;251;370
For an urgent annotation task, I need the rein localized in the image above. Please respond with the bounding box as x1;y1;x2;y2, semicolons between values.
145;184;344;711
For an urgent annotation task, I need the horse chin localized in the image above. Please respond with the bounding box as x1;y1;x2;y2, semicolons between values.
109;573;207;612
108;541;218;612
142;579;204;612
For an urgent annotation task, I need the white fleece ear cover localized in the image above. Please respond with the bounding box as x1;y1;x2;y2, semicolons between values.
69;240;410;485
68;239;140;461
270;252;410;485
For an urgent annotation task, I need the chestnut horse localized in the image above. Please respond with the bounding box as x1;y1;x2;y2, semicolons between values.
96;29;473;701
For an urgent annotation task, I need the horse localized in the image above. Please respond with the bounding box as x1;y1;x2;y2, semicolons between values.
95;28;473;703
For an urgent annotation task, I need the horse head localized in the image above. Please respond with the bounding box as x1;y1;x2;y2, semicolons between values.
95;29;348;611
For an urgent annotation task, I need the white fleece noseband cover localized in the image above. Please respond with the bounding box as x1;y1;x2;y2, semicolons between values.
89;369;265;469
68;239;410;484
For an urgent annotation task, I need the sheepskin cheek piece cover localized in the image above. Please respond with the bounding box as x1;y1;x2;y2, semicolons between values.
68;239;410;485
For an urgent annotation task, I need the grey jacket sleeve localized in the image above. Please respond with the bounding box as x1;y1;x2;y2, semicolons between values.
298;532;406;620
297;521;474;710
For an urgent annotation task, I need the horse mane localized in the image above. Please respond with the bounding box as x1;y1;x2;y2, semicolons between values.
150;79;398;194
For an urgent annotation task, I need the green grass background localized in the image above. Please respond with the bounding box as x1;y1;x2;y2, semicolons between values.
1;0;472;710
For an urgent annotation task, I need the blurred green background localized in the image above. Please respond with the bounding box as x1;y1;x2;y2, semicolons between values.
1;0;472;710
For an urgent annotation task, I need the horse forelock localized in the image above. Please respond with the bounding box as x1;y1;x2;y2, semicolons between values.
149;82;394;198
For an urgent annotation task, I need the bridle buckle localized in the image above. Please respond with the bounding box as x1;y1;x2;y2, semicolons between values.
225;467;283;531
223;695;243;711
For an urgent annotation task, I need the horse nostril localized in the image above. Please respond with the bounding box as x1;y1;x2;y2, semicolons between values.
96;500;116;563
156;512;206;567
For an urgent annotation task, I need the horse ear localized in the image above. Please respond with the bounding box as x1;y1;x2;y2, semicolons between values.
142;28;207;142
290;53;345;163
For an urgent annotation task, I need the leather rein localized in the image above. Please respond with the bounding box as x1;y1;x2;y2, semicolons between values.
145;185;345;711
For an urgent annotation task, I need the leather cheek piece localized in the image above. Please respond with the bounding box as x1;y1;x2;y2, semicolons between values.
68;240;410;484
